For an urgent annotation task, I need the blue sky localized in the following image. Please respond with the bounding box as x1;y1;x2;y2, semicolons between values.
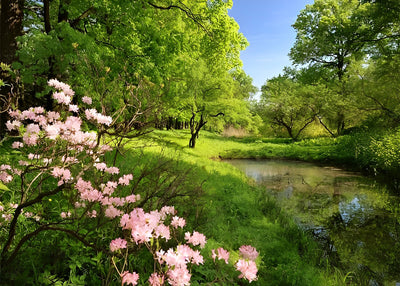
228;0;314;91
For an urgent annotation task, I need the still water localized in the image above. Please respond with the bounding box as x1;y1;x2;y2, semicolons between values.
228;159;400;285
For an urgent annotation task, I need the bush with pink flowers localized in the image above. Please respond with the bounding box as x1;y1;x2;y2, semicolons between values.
0;80;258;285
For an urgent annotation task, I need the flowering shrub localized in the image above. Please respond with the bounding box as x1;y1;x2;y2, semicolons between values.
0;80;258;284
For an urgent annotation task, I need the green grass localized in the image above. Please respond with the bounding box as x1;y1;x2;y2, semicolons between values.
0;130;352;285
123;130;334;285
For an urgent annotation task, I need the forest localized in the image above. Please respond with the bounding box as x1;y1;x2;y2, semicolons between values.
0;0;400;285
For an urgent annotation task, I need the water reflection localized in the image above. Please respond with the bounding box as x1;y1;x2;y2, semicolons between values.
228;159;400;285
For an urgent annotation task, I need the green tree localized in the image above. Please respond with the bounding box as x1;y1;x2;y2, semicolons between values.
258;76;319;140
7;0;252;146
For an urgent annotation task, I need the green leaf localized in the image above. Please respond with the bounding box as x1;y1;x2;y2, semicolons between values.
0;182;10;191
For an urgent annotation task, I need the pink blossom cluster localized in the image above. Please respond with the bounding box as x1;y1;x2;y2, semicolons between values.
82;96;92;105
184;231;206;248
85;108;112;126
112;206;208;285
212;247;230;264
171;216;186;228
7;108;98;148
239;245;259;261
0;164;13;183
48;79;75;97
110;237;127;252
148;273;165;286
60;211;71;218
210;244;259;283
235;245;259;283
235;259;258;283
74;173;138;218
121;271;139;286
52;167;72;186
156;244;204;286
119;207;180;244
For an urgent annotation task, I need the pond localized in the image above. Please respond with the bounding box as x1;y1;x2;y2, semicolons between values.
227;159;400;285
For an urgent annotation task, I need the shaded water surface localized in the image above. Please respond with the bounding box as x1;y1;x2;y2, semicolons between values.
228;159;400;285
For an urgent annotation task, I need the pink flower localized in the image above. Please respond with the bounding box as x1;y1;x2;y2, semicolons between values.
154;224;171;240
22;133;38;145
53;91;71;105
171;216;186;228
161;206;176;217
63;116;82;132
105;205;122;218
190;249;204;265
82;96;92;104
148;273;164;286
6;120;21;131
105;166;119;174
26;123;40;134
8;110;21;119
51;167;71;185
60;211;71;218
21;110;36;120
47;111;60;122
110;238;127;252
239;245;259;261
167;267;191;286
87;210;97;218
9;203;18;208
75;178;103;202
212;248;230;264
125;194;139;203
33;106;45;114
2;213;12;221
24;212;33;218
235;259;258;282
0;172;13;183
184;231;206;248
121;271;139;286
11;141;23;149
69;104;79;112
109;197;125;206
102;181;117;195
19;160;29;166
28;153;40;160
0;165;11;171
94;162;107;171
120;208;161;244
45;124;60;139
99;144;113;153
48;79;74;96
118;174;133;186
85;108;112;125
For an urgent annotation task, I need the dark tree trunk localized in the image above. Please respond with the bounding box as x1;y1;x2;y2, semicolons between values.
189;113;206;148
0;0;24;138
0;0;23;64
188;112;224;148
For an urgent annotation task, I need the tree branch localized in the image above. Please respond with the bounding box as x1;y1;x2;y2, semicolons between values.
146;1;209;34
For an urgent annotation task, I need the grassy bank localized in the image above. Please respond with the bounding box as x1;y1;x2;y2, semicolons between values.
129;130;339;285
1;129;351;285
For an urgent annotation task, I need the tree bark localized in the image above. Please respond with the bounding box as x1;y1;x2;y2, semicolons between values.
0;0;24;138
0;0;24;64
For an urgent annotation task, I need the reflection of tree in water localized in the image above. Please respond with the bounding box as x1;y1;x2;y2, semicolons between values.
270;174;400;284
228;159;400;285
320;200;400;285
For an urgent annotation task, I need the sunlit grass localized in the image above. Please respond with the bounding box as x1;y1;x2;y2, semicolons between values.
121;129;328;285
